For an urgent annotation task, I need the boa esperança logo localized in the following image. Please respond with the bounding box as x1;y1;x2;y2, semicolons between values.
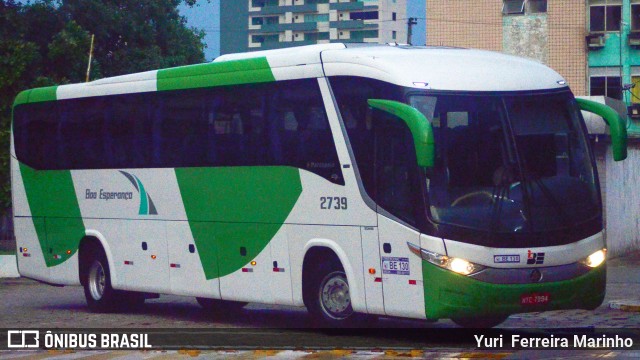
84;171;158;216
119;171;158;215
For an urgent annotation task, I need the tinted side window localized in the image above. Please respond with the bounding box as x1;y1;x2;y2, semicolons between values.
330;76;402;200
372;109;421;225
13;79;344;185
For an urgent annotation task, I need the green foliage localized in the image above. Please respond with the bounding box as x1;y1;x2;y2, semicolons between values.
0;0;206;215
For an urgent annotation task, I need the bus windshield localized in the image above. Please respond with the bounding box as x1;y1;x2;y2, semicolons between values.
409;91;599;234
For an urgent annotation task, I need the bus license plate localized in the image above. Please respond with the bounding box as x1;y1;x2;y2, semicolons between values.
520;292;550;305
382;257;410;275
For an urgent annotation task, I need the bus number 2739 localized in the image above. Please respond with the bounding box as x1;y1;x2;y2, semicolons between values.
320;197;347;210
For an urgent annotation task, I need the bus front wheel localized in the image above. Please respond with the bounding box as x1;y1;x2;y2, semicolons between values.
307;261;357;326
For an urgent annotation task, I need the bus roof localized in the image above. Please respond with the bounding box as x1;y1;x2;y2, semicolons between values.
14;43;567;106
217;43;567;92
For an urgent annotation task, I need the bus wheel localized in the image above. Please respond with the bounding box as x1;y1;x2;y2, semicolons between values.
451;315;508;328
83;250;118;313
308;263;355;326
196;298;247;313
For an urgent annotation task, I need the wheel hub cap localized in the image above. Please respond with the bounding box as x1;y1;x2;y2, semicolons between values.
320;274;353;319
89;262;105;300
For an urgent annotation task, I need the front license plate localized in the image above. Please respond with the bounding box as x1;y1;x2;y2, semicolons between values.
520;292;550;305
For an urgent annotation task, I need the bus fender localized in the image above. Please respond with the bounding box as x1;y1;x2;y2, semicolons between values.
83;229;122;289
301;239;366;314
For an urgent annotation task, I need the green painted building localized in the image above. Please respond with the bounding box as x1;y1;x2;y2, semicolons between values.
587;0;640;105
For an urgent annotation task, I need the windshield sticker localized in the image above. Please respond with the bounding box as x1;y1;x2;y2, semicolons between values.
527;251;545;265
382;257;410;275
494;255;520;264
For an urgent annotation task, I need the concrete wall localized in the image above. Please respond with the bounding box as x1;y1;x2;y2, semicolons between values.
503;14;548;63
605;143;640;256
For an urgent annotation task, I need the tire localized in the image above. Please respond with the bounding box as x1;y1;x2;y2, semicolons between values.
83;248;118;313
451;315;508;328
307;261;358;327
196;297;247;313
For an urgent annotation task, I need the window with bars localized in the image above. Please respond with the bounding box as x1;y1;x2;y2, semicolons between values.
503;0;547;15
632;4;640;31
527;0;547;13
590;4;622;32
590;76;622;100
503;0;525;15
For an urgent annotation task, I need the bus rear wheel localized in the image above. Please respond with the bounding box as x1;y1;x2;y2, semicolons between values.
83;250;118;312
82;247;144;312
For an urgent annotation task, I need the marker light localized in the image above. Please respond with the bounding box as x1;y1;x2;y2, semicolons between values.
582;249;606;268
369;268;376;274
66;250;72;255
250;261;257;266
151;255;157;260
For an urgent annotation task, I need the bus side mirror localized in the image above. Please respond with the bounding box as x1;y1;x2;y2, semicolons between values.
367;99;435;168
576;98;627;161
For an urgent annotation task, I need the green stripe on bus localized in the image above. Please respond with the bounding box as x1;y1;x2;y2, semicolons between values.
157;58;276;92
175;166;302;279
19;163;85;267
422;261;606;319
13;90;32;107
13;86;58;106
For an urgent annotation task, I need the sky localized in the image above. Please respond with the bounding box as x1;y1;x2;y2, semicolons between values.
179;0;426;61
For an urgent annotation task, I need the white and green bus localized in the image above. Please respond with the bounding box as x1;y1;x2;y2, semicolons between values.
11;43;627;327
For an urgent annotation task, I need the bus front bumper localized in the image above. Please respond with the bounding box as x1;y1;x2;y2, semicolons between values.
422;261;606;320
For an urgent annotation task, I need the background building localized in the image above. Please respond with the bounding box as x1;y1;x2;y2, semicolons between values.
426;0;640;104
221;0;407;55
426;0;640;255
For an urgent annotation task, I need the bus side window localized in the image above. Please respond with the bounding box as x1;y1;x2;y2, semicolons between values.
372;110;419;225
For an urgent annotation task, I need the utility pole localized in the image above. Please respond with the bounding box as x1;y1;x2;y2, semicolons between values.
407;17;417;45
86;34;95;83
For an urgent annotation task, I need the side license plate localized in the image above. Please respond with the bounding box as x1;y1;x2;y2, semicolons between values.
520;292;551;305
382;257;410;275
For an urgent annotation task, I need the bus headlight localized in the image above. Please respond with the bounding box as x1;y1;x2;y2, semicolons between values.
582;249;606;268
407;242;485;276
447;258;478;275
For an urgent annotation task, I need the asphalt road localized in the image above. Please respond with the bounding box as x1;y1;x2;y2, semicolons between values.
0;254;638;356
1;275;638;330
1;253;640;329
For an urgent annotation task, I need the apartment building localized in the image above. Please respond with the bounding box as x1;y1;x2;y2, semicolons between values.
426;0;640;256
426;0;640;104
221;0;406;54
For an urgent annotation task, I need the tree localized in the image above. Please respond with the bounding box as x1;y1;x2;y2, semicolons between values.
0;0;206;215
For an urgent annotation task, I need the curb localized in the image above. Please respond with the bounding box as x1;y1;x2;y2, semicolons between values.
608;300;640;312
0;255;19;278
